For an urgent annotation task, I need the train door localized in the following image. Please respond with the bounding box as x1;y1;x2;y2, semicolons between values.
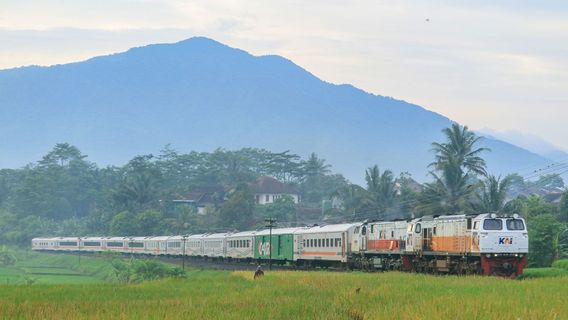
351;226;360;252
360;225;368;251
422;227;432;251
414;223;423;251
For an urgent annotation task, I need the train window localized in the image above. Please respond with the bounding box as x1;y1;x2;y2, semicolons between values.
415;223;422;234
59;242;78;246
371;225;374;233
326;239;330;247
310;239;313;247
361;227;367;236
473;221;479;230
506;219;525;230
433;227;436;235
128;242;144;248
318;239;322;247
467;218;472;230
391;231;394;238
483;219;503;230
354;227;360;234
107;241;123;247
83;242;101;247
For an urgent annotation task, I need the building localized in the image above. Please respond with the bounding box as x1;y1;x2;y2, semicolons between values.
250;176;300;205
172;186;226;215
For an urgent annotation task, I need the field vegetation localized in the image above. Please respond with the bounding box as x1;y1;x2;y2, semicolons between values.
0;268;567;320
0;249;182;285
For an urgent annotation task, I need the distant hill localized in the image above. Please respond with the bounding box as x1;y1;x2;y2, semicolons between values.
0;37;554;182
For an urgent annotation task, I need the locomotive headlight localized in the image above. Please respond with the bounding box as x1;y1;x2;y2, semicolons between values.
490;213;497;219
513;214;519;219
522;233;528;238
485;254;491;258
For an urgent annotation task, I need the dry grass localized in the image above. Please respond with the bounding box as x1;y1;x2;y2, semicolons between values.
0;270;566;320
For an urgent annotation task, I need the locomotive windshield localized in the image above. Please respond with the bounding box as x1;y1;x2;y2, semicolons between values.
483;219;502;230
506;219;525;230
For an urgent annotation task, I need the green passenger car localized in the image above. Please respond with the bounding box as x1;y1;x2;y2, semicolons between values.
254;227;303;262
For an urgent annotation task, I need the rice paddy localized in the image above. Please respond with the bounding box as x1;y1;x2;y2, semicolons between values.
0;253;567;320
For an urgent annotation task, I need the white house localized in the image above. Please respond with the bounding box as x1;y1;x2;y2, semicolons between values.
250;176;300;205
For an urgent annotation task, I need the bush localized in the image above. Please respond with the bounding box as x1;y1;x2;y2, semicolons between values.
552;259;568;271
111;258;186;283
0;247;17;266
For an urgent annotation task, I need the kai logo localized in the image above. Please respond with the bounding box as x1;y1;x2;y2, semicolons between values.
258;242;271;256
499;237;513;245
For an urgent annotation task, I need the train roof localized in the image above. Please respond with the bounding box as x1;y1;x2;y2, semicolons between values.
202;233;229;239
295;223;361;234
256;227;307;236
226;231;257;238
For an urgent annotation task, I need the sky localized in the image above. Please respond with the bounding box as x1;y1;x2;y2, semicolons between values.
1;0;567;154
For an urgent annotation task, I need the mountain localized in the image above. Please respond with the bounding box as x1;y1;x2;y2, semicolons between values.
0;37;555;182
480;129;568;162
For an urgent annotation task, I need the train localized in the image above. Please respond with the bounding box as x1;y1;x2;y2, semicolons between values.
32;213;529;277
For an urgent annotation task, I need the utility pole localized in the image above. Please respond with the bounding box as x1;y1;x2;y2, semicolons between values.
182;235;188;271
265;218;276;270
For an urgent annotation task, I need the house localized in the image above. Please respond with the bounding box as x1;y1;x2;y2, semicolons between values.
250;176;300;205
172;186;226;215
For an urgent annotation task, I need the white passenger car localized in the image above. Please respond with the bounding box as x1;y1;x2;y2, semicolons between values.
79;237;105;252
185;234;204;257
166;236;185;256
226;231;256;260
144;236;169;255
202;233;228;258
295;223;361;263
102;237;127;252
53;237;80;251
31;237;57;251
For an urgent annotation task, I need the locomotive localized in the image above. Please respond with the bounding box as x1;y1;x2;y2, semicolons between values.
32;213;528;277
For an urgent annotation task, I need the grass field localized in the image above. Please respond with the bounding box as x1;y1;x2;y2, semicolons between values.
1;265;567;320
0;250;117;285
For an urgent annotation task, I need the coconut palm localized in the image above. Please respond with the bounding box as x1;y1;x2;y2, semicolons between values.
422;123;489;214
430;123;489;176
476;175;512;213
365;165;396;216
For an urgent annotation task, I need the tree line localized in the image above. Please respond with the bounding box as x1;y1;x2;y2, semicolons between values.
0;124;567;267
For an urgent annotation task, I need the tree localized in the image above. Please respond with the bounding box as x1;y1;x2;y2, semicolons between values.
476;175;512;213
365;165;396;217
218;184;255;230
559;190;568;222
263;195;297;222
527;214;563;267
423;123;489;214
110;211;140;236
332;184;369;219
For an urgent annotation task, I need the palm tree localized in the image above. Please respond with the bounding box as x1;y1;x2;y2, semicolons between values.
423;123;489;214
476;175;512;212
365;165;396;216
430;123;489;176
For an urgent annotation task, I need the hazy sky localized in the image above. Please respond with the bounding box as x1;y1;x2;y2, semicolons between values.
2;0;567;153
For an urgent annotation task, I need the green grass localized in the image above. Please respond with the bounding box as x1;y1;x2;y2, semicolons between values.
520;267;568;279
0;250;118;285
0;270;567;319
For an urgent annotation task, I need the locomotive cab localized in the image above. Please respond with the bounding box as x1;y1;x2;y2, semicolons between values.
476;213;528;276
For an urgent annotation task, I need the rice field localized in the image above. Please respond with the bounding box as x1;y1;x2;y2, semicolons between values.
0;267;566;320
0;251;116;285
